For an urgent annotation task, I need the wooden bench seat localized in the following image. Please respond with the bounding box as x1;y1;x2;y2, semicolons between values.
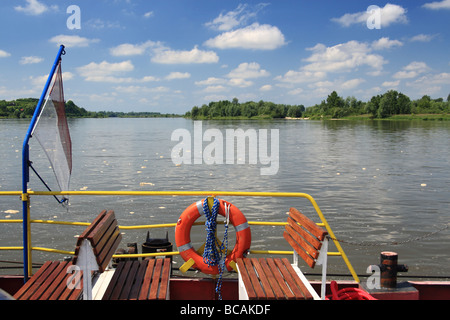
14;210;122;300
236;257;313;300
237;207;328;300
73;209;122;273
13;260;82;300
102;258;171;300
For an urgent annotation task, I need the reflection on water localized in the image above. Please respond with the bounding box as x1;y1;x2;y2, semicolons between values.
1;118;449;278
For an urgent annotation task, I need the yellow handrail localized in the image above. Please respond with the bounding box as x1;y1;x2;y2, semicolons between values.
1;190;360;282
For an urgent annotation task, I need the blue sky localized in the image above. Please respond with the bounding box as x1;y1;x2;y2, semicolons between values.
0;0;449;114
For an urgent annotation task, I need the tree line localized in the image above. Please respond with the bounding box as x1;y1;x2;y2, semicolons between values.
185;98;305;119
3;90;449;121
185;91;450;120
0;98;177;119
304;90;450;119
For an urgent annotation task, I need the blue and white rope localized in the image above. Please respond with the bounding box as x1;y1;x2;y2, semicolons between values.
202;198;229;300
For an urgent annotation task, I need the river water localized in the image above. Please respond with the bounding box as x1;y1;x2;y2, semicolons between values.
1;118;449;279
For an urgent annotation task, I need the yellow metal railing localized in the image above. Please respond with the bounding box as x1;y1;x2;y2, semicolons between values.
0;190;360;282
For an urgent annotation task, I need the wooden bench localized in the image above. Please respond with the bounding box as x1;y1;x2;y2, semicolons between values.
13;260;82;300
102;258;171;300
72;209;123;299
237;207;329;300
14;210;122;300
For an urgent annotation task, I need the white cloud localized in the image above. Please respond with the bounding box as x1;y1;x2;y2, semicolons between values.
0;50;11;58
341;78;365;90
393;61;430;79
205;4;249;31
332;4;408;28
77;60;158;83
205;3;269;31
0;86;35;99
20;56;43;65
228;78;253;88
371;37;403;50
227;62;269;79
305;78;365;98
110;41;161;56
423;0;450;10
195;77;226;86
114;86;170;94
406;73;450;96
382;80;400;87
302;40;386;73
288;88;304;96
274;70;326;84
165;72;191;80
78;60;134;78
204;23;286;50
202;85;228;93
144;11;154;18
30;72;74;87
14;0;57;16
260;84;272;91
152;46;219;64
49;35;100;48
410;34;438;42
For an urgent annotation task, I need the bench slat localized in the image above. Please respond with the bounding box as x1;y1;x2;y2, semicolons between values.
33;261;69;300
138;259;155;300
149;259;163;300
158;258;171;300
236;258;257;300
14;261;83;301
128;260;149;300
251;258;276;299
258;258;284;299
13;261;53;299
119;260;140;300
266;258;295;300
283;230;316;268
238;208;327;301
243;258;266;299
111;259;134;300
88;211;116;246
279;258;313;300
287;217;322;252
289;207;327;240
101;260;126;300
96;227;122;272
285;222;320;260
238;257;313;300
49;262;82;300
75;210;108;248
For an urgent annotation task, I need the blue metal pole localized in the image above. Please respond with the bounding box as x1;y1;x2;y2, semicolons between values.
21;45;65;282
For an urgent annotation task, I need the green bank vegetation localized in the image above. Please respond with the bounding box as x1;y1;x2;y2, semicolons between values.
2;90;450;121
185;91;450;120
184;98;305;120
0;98;178;119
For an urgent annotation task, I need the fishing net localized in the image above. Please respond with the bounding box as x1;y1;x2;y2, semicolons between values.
32;60;72;202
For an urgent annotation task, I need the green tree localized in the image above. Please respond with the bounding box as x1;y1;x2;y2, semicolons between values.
365;95;381;118
191;106;199;118
287;105;304;118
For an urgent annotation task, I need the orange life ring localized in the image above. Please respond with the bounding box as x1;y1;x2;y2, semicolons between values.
175;198;251;275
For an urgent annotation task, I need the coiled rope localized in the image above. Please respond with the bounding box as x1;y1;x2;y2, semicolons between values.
202;198;229;300
326;281;377;300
